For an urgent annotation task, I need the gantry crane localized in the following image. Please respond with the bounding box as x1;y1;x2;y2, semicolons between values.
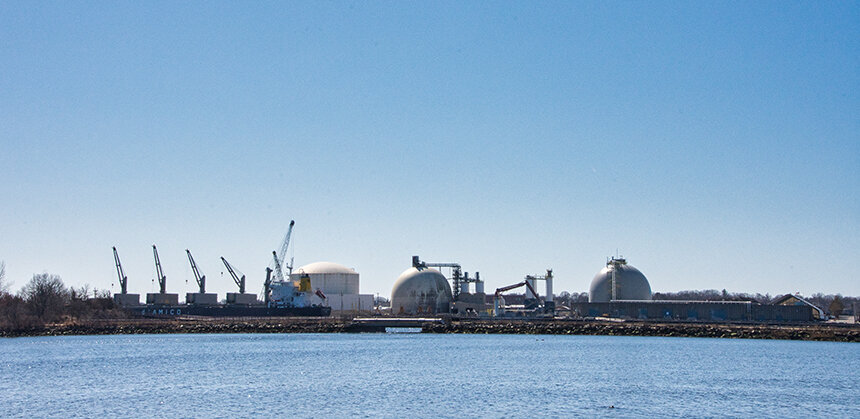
113;246;128;294
221;256;246;294
185;249;206;294
152;244;167;294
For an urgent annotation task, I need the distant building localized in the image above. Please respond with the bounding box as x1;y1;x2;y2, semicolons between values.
570;300;814;322
568;258;818;322
772;293;826;320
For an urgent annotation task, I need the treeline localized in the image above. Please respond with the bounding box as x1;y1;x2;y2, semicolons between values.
0;266;126;330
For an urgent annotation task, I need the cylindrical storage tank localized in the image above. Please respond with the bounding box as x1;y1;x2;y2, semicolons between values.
475;280;485;294
546;276;553;302
390;266;453;315
460;282;470;295
588;258;652;302
290;262;359;295
526;278;537;299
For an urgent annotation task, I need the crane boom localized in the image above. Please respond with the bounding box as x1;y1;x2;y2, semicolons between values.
113;246;128;294
272;251;286;282
270;220;295;274
185;249;206;293
221;256;246;294
494;280;539;298
493;280;541;317
263;267;273;304
152;245;167;294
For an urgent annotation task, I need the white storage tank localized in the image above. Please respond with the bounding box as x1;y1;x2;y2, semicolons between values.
390;266;453;315
588;257;652;302
289;262;359;295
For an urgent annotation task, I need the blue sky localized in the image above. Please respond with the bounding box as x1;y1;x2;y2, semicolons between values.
1;1;858;298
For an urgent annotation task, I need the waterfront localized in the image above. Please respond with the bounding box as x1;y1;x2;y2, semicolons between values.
1;333;857;417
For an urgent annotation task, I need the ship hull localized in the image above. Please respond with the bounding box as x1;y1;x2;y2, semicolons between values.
129;305;331;317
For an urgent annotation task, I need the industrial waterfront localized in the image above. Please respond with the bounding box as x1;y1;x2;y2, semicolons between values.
1;333;857;418
3;220;855;340
96;221;843;325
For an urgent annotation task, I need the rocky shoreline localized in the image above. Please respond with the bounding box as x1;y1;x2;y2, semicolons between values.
2;317;858;342
424;319;860;342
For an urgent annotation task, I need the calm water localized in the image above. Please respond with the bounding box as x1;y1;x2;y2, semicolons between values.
1;333;857;418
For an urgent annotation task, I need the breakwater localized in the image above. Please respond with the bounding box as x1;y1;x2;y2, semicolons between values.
424;319;860;342
2;317;857;342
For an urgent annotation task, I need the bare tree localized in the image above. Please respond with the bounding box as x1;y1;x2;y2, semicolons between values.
0;261;7;296
70;284;92;301
20;273;69;322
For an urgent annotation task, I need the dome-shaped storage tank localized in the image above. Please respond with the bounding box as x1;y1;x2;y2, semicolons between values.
588;257;652;302
391;266;453;315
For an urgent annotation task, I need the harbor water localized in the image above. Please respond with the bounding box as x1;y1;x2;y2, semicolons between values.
1;333;857;417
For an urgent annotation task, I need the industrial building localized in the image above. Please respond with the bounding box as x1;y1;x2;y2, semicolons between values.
569;300;813;322
567;257;817;322
477;256;818;322
289;262;374;313
772;293;826;320
390;256;496;315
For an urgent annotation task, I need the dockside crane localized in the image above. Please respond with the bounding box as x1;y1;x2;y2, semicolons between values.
493;280;541;317
185;249;206;294
272;251;287;283
113;246;128;294
221;256;246;294
152;245;167;294
263;267;273;304
270;220;295;275
260;251;287;304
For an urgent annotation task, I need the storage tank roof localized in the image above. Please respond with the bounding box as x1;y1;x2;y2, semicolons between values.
294;261;358;275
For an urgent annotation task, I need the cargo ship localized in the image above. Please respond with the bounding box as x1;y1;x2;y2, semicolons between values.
121;270;331;318
114;244;332;318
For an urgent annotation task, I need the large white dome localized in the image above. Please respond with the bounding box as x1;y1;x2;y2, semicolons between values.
588;258;652;302
390;266;453;315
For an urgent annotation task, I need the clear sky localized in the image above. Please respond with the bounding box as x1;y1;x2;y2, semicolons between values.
1;1;858;299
